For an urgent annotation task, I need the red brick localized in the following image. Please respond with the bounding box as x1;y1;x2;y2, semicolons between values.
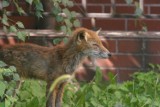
127;19;160;31
146;40;160;54
150;6;160;14
127;19;143;31
146;55;160;64
144;6;149;14
118;39;142;53
103;54;143;68
0;38;9;46
144;0;160;4
81;18;92;29
144;19;160;31
9;16;36;29
74;0;82;3
104;6;111;13
95;19;125;31
3;4;13;11
87;5;103;13
102;39;116;53
116;6;135;14
118;69;137;82
69;5;85;13
87;0;111;4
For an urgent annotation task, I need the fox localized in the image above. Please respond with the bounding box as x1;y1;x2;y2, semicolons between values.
0;27;111;107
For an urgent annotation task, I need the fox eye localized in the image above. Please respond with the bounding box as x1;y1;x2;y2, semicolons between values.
93;44;99;47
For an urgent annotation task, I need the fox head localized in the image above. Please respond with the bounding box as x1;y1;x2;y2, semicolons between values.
71;28;111;59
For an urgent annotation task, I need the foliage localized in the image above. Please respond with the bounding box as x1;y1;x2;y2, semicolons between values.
125;0;147;32
0;62;46;107
63;66;160;107
1;0;81;42
0;62;160;107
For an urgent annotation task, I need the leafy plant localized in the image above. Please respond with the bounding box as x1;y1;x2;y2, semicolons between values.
0;62;46;107
125;0;147;32
63;65;160;107
1;0;81;42
1;62;160;107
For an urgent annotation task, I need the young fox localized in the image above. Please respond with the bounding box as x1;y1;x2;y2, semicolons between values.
0;27;111;107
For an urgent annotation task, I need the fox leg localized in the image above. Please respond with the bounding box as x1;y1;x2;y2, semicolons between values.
55;82;67;107
46;82;57;107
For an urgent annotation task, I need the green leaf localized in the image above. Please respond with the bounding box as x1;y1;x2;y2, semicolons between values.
9;66;16;72
0;61;7;67
61;25;67;33
3;26;8;33
17;31;27;41
19;91;32;100
135;7;143;17
17;7;25;15
2;0;10;7
134;1;143;17
92;84;100;95
35;11;43;18
119;85;129;92
5;98;11;107
55;15;64;22
25;0;33;5
66;27;72;36
9;26;17;32
107;71;117;84
67;1;74;7
1;18;9;26
95;67;102;84
0;81;6;97
3;14;8;20
6;95;17;103
16;21;25;28
71;11;77;17
114;91;122;99
73;19;81;27
35;2;44;11
52;6;61;15
63;38;68;44
63;8;71;18
0;102;5;107
13;74;20;81
1;14;9;26
62;0;69;6
64;19;72;27
125;0;133;5
53;38;62;44
27;97;39;107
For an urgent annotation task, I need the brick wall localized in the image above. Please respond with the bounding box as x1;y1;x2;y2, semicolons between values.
1;0;160;31
99;32;160;82
0;31;160;82
74;0;160;31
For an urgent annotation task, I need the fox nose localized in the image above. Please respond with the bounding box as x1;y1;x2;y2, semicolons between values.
108;53;112;57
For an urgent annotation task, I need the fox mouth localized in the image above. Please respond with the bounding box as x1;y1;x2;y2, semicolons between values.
99;52;111;58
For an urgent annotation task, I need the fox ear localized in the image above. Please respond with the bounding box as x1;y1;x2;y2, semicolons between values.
77;31;88;42
96;28;101;35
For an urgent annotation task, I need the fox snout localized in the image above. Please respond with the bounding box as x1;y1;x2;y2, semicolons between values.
100;51;111;58
99;46;111;58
